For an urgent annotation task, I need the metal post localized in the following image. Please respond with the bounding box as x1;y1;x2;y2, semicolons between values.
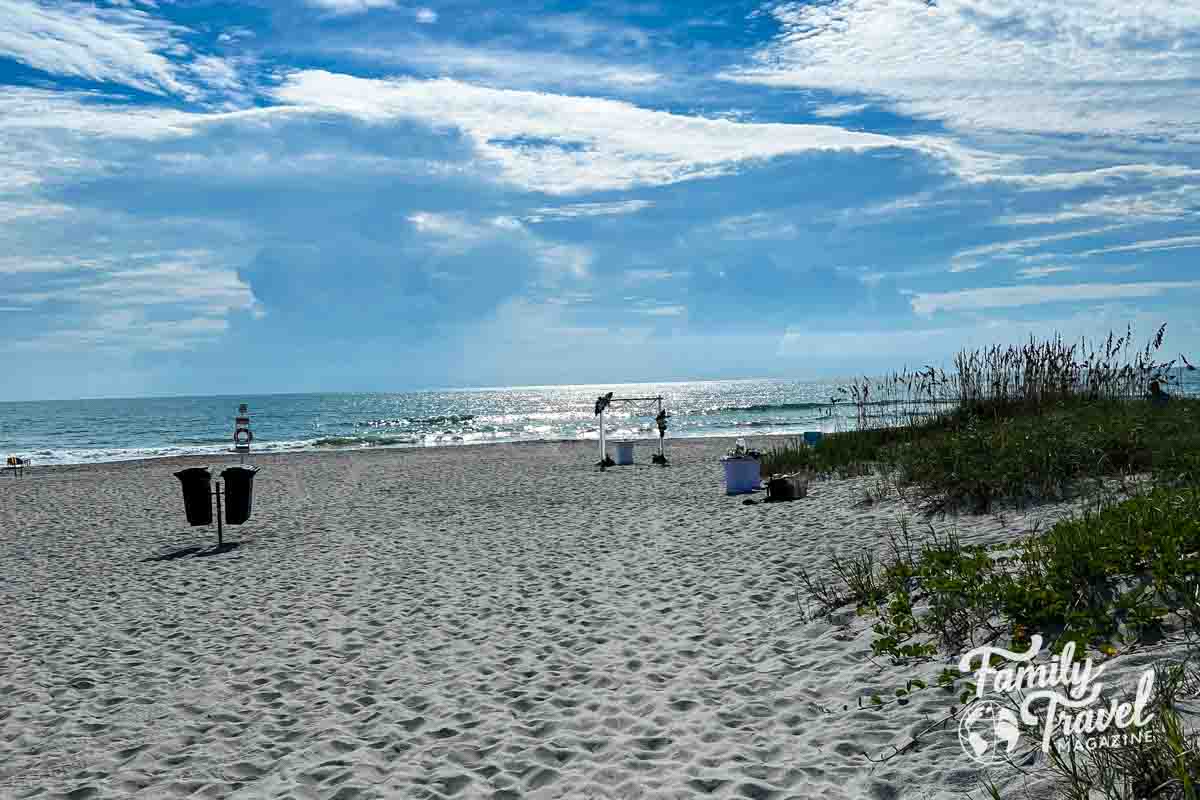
214;482;224;548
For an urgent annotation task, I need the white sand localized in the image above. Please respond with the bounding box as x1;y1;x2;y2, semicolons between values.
0;438;1179;799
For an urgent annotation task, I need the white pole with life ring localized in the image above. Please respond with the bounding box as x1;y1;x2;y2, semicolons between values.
234;402;252;465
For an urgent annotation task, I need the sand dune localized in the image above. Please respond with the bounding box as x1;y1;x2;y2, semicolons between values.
0;438;1134;799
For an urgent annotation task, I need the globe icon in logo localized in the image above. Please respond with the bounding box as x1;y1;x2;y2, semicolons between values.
958;701;1021;763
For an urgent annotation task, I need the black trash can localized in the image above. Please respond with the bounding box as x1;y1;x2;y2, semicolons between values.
174;467;213;526
221;466;259;525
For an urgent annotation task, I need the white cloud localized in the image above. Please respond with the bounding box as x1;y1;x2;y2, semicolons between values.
524;200;652;223
835;266;888;286
2;249;258;352
624;269;688;284
1079;236;1200;257
528;14;650;49
407;211;487;243
415;7;437;23
851;191;942;219
811;103;870;119
731;0;1200;140
952;224;1128;270
995;164;1200;191
14;258;255;312
185;54;251;105
0;200;71;223
11;314;232;353
407;211;592;283
631;304;686;317
0;255;104;274
305;0;397;14
0;87;198;142
0;0;189;95
327;44;664;91
535;244;593;282
0;0;243;102
1016;266;1078;280
911;281;1200;314
714;212;799;240
999;189;1195;226
272;70;913;194
216;27;255;44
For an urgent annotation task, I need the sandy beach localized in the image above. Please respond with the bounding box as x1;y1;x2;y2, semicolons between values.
0;437;1143;799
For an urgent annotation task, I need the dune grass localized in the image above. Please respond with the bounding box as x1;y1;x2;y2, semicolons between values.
761;325;1197;512
785;325;1200;797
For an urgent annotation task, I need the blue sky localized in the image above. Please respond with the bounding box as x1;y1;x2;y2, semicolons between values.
1;0;1198;400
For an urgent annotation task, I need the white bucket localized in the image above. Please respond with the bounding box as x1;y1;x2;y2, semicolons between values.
722;457;760;495
614;441;635;466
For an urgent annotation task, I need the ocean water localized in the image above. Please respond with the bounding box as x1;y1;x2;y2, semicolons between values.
2;375;1197;466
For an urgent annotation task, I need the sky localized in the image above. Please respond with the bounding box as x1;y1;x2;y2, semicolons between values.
1;0;1198;400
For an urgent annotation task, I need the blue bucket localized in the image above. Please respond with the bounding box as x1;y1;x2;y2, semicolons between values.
803;431;824;447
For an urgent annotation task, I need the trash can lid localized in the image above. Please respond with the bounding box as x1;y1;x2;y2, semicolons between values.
174;466;212;479
220;465;260;477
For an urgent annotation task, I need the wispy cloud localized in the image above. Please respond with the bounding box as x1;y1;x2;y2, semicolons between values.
334;44;664;91
714;212;799;240
534;244;593;283
272;70;914;194
524;200;653;223
997;164;1200;191
527;14;651;50
407;211;492;247
13;258;255;312
624;269;689;285
952;224;1128;270
0;199;71;223
0;0;188;95
911;281;1200;314
11;314;234;353
730;0;1200;140
3;249;259;352
998;189;1195;226
0;0;247;102
632;304;686;317
1016;266;1078;280
1079;236;1200;257
811;102;870;119
304;0;397;15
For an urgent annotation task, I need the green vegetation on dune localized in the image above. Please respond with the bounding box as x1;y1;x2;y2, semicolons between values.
785;326;1200;799
763;324;1198;512
766;396;1200;511
807;486;1200;660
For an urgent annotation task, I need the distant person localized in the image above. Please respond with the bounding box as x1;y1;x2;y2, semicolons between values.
1148;379;1170;407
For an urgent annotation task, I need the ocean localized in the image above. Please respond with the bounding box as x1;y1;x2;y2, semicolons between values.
2;375;1197;466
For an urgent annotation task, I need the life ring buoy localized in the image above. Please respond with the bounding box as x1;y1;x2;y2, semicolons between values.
234;428;253;445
